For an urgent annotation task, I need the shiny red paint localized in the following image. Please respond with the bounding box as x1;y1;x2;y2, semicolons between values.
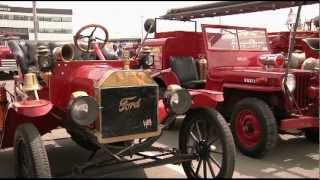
0;55;178;148
13;99;53;118
268;31;319;58
1;107;61;148
151;69;180;87
144;22;319;134
235;109;262;148
280;116;319;131
189;89;223;109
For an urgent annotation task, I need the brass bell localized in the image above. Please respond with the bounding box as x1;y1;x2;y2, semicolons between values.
123;50;131;70
22;73;41;92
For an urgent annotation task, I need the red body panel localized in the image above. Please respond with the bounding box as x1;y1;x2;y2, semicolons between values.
268;31;319;58
144;23;319;132
1;107;61;148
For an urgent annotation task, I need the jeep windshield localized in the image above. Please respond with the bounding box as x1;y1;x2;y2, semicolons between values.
204;25;269;51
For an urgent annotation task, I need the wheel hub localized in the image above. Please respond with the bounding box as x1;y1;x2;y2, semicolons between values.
196;140;210;158
235;109;262;148
243;121;255;134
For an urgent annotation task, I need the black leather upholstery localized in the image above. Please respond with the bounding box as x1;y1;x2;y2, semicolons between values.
170;56;205;89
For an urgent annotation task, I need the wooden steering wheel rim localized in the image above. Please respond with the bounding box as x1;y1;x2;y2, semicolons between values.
73;24;109;53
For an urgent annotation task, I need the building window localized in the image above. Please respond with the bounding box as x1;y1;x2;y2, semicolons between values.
0;14;71;23
29;28;72;34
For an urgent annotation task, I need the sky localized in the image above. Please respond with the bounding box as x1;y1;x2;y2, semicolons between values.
1;1;319;39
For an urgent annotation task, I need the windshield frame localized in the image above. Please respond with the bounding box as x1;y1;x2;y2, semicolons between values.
202;24;271;52
155;18;197;34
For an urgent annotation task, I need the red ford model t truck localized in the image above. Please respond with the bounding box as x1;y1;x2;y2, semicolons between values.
0;24;235;178
141;1;319;158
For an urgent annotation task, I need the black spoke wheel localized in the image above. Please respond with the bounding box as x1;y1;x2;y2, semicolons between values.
179;108;235;178
14;123;51;178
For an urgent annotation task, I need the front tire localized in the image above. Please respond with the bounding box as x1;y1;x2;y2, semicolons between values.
231;97;278;158
14;123;52;178
179;108;235;178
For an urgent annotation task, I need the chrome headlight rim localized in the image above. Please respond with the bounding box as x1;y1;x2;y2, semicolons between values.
145;54;154;66
69;96;99;126
164;85;192;115
282;73;296;93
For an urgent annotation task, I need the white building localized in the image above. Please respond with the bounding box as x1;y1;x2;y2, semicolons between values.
0;4;72;41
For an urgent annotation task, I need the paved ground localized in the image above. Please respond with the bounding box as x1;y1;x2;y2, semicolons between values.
0;79;319;178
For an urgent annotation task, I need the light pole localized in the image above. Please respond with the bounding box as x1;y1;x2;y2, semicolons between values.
32;1;38;41
141;16;144;40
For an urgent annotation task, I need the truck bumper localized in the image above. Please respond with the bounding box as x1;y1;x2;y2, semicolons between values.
280;116;319;130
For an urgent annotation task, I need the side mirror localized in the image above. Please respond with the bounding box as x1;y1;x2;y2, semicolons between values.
144;18;156;33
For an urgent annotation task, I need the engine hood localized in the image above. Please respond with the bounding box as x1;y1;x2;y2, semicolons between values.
49;61;156;108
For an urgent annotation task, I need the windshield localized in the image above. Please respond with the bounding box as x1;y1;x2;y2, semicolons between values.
205;26;269;51
155;18;197;33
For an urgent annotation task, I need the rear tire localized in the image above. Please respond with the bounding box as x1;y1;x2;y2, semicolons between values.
231;98;278;158
14;123;51;178
179;108;235;178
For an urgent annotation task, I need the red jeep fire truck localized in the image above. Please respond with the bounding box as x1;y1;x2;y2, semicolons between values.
140;1;319;158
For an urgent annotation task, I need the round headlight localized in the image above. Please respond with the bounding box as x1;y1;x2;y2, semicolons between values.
145;55;154;66
282;73;296;92
164;85;192;115
69;96;99;126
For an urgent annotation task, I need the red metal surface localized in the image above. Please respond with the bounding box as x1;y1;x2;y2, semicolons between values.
189;89;223;108
144;21;319;134
13;99;53;117
268;31;319;58
151;69;181;87
280;116;319;130
1;107;61;148
235;109;262;148
293;71;319;116
161;1;317;20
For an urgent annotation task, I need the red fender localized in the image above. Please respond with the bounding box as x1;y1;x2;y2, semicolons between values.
0;106;61;148
151;69;181;87
189;89;224;109
13;99;53;117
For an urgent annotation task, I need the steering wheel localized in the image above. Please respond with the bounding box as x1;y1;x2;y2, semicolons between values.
74;24;109;53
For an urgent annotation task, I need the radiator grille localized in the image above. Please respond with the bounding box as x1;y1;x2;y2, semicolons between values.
293;72;317;115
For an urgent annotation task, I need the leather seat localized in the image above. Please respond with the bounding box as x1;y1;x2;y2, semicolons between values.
170;56;205;89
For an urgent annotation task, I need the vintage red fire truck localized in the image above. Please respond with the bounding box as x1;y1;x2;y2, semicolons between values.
0;24;235;178
268;16;319;69
140;1;319;158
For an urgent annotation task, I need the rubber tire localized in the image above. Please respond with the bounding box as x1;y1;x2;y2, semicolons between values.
304;128;319;143
14;123;52;178
179;108;236;178
231;97;278;158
